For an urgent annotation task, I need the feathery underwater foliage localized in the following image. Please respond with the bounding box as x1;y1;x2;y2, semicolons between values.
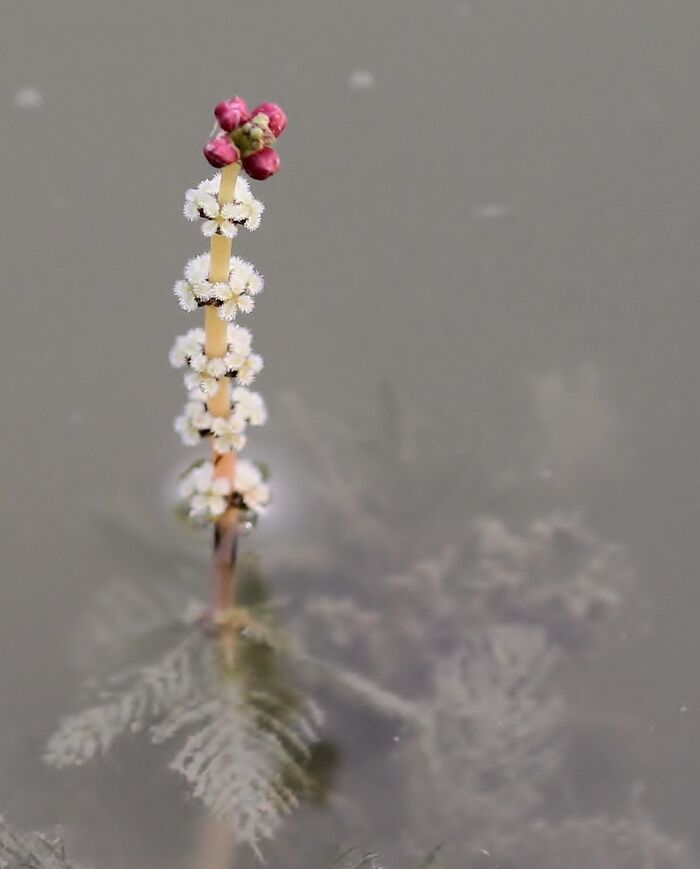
45;569;326;859
44;392;691;867
0;815;80;869
259;393;690;868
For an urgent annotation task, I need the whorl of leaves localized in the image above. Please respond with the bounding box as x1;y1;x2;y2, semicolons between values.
45;629;323;858
45;634;199;767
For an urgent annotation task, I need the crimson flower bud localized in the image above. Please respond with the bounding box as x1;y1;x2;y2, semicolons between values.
203;136;240;168
214;96;251;132
243;147;281;180
252;102;287;138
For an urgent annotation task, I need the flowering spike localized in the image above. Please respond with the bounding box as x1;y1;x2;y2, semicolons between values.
176;99;285;660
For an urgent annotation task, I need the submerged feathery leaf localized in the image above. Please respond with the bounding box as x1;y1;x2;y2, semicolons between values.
0;815;80;869
46;612;322;857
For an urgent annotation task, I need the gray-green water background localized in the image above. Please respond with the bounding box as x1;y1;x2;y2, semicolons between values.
1;1;700;866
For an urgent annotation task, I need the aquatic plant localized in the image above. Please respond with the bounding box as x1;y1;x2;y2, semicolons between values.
33;94;691;865
45;559;331;859
47;634;322;859
43;99;338;859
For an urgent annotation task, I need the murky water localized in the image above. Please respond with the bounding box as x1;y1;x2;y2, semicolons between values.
1;2;700;867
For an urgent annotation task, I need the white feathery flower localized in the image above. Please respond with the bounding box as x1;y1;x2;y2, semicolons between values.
208;201;239;239
212;257;262;321
201;199;239;239
183;189;219;224
183;196;200;221
185;253;211;287
220;202;242;221
184;354;228;398
217;291;255;321
174;415;200;446
169;328;205;368
198;193;219;219
216;300;238;323
183;174;264;238
179;462;232;520
235;174;252;199
234;176;265;231
173;253;215;311
222;324;256;377
197;174;220;196
190;485;230;519
235;459;271;514
236;293;256;315
222;198;264;232
227;324;252;356
169;335;190;368
186;399;212;431
177;464;204;499
173;280;198;313
174;324;260;395
191;353;227;379
240;197;264;231
209;281;232;304
222;350;246;377
233;387;267;426
235;353;263;386
185;327;205;354
231;257;264;296
212;412;248;453
174;400;211;446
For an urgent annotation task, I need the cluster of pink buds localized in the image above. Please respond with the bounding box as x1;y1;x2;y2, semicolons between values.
204;96;287;180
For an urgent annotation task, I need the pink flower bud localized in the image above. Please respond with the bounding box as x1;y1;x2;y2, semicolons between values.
243;147;281;180
203;136;240;168
214;96;251;132
252;102;287;138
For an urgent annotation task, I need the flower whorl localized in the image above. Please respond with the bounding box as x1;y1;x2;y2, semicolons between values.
178;459;270;524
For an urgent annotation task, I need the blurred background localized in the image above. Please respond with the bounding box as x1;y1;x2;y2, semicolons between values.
1;1;700;867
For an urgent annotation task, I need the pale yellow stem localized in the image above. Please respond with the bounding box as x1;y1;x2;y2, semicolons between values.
206;161;242;665
205;306;231;418
206;163;240;419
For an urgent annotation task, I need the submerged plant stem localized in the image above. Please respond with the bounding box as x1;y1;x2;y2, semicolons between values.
192;815;237;869
207;161;241;663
